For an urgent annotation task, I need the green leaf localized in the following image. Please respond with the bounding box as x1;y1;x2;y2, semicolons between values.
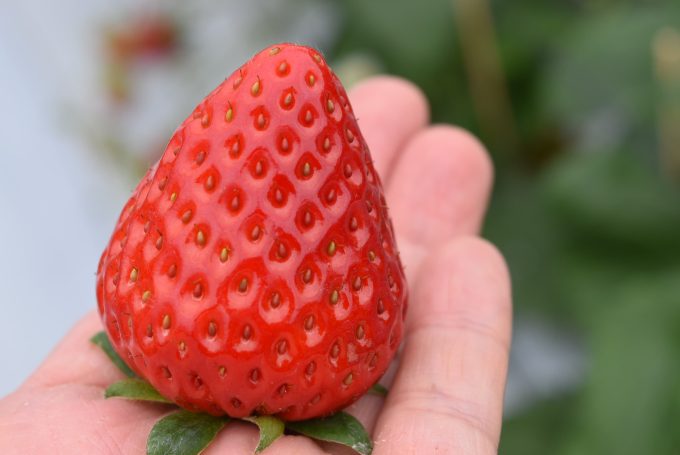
286;411;373;455
147;410;228;455
369;384;388;397
105;378;172;404
90;331;136;378
544;151;680;251
242;415;285;453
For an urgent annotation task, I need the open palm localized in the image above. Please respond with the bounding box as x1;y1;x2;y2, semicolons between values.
0;77;511;455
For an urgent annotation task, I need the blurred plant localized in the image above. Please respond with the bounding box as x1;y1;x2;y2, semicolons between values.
106;14;179;64
103;12;180;103
653;26;680;181
453;0;519;157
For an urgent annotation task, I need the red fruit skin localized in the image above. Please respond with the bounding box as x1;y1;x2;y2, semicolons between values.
96;44;407;421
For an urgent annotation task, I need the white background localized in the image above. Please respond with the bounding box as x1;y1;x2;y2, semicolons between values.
0;1;130;396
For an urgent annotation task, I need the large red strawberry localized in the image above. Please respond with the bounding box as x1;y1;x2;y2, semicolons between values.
96;43;407;421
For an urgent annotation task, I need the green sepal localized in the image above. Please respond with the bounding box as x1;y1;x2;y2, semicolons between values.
286;411;373;455
242;415;285;453
369;383;388;397
146;410;229;455
90;331;136;378
105;378;172;404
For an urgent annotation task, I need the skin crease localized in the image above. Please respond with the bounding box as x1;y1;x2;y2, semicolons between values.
0;76;512;455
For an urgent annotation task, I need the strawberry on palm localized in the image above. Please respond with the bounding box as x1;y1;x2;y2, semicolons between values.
96;43;407;421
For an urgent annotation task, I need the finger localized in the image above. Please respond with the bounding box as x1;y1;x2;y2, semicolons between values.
348;76;429;180
387;126;493;280
24;311;126;389
373;237;512;454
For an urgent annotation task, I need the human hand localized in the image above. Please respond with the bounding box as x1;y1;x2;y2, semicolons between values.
0;77;511;454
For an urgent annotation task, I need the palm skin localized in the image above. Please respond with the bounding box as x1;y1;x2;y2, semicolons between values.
0;77;512;455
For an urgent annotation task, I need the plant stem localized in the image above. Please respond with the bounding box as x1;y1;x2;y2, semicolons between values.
451;0;518;158
652;26;680;183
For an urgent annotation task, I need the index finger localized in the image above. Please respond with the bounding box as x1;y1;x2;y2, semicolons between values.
348;76;429;179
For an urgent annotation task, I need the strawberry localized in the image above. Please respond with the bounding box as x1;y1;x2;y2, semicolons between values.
96;43;407;421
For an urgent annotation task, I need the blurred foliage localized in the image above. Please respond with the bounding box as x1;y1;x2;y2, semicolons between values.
331;0;680;452
333;0;475;129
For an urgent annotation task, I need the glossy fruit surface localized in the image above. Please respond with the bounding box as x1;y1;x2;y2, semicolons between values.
96;43;407;420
